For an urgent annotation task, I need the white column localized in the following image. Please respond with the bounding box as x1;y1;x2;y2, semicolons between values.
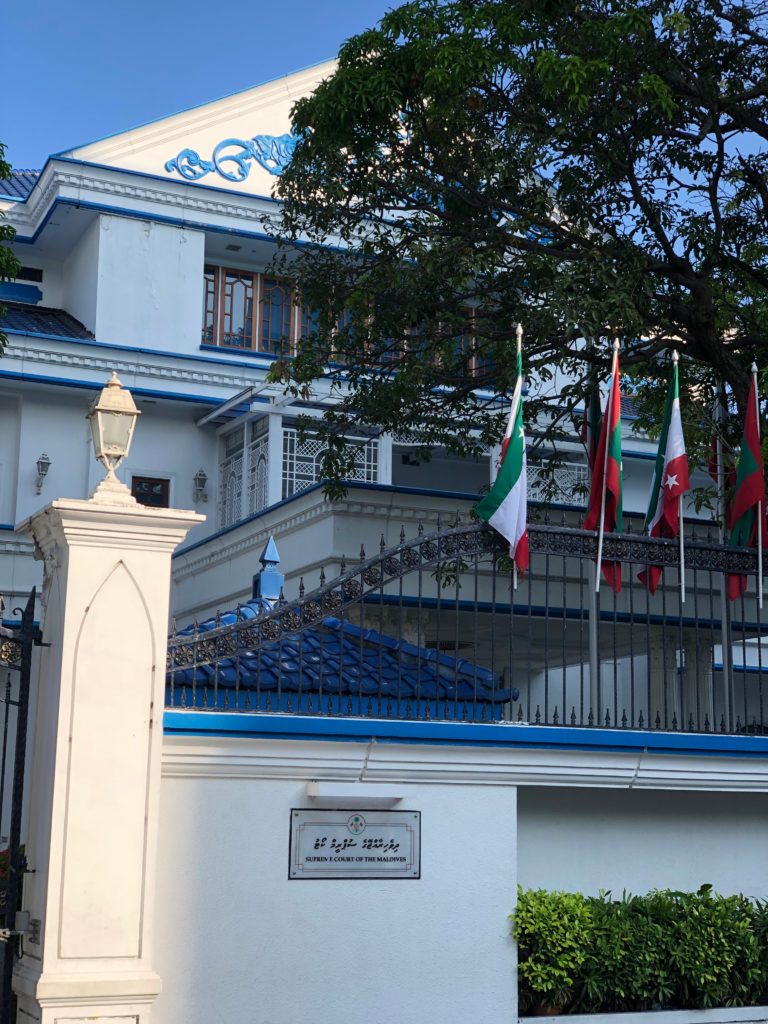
267;412;284;508
14;498;202;1024
378;432;393;486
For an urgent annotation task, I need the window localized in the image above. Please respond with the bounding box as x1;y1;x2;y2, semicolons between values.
131;476;170;508
218;427;245;528
202;266;304;354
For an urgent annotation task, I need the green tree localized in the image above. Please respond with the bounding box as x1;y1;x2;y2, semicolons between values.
0;141;21;353
272;0;768;485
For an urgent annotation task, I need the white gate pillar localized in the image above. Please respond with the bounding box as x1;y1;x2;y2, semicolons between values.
13;497;202;1024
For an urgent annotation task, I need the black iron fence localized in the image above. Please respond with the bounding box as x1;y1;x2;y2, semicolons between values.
166;519;768;735
0;590;40;1022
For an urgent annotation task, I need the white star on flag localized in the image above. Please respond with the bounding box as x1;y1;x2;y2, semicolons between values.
665;473;678;489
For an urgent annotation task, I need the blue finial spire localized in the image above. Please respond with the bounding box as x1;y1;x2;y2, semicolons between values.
253;536;284;602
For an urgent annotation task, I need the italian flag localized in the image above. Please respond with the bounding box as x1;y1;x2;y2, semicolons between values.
583;347;623;592
639;356;690;594
476;343;529;572
727;368;767;601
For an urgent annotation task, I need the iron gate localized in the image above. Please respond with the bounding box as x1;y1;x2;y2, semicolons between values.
0;590;41;1022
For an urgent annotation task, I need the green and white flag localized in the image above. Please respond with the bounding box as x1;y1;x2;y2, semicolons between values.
475;327;529;572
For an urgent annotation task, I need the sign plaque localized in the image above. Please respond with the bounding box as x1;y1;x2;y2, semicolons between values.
289;809;421;879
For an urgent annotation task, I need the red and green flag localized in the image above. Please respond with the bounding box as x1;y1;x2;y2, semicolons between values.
727;367;767;601
476;331;529;572
583;345;623;592
638;355;690;594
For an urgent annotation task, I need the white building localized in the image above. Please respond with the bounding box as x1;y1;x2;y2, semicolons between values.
1;62;767;1024
0;60;673;625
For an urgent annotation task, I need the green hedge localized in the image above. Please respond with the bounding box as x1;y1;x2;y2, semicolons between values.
512;885;768;1014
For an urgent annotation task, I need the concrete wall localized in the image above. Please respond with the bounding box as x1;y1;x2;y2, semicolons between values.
62;217;100;334
153;746;518;1024
94;215;206;350
517;786;768;898
151;734;768;1024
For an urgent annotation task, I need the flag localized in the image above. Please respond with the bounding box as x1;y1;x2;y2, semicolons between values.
582;378;603;472
727;369;766;600
583;348;623;591
639;357;690;594
476;344;529;572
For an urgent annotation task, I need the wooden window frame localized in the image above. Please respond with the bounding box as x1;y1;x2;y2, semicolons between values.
203;266;305;355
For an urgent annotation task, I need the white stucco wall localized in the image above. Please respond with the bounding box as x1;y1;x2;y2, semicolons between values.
62;217;100;334
93;215;205;351
153;744;518;1024
517;786;768;898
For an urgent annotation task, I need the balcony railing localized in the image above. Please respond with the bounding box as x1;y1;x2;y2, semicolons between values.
166;518;768;735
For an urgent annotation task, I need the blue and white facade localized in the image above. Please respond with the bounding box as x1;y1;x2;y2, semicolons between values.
0;61;673;624
3;64;768;1024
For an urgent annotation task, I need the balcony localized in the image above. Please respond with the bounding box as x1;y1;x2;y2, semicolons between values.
167;519;768;737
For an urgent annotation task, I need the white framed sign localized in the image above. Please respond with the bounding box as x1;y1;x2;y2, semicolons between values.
289;809;421;879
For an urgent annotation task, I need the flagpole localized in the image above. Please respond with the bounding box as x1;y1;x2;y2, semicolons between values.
513;323;524;591
673;350;685;604
595;338;619;593
753;362;763;609
715;384;732;732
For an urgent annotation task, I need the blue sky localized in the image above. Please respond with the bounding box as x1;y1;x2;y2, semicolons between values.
4;0;394;170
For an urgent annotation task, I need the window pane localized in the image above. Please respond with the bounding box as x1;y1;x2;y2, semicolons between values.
222;271;255;348
260;276;292;354
202;266;217;344
131;476;170;508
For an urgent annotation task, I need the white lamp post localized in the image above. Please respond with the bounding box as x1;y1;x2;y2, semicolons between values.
87;371;141;503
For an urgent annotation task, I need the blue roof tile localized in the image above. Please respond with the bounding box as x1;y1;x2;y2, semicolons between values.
0;302;92;340
0;170;40;201
167;598;519;714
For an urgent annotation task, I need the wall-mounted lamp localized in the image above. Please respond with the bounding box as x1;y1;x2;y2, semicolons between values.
35;453;51;494
193;468;208;503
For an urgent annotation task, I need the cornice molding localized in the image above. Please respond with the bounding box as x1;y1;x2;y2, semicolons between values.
4;339;261;393
162;734;768;792
7;164;283;236
171;494;461;582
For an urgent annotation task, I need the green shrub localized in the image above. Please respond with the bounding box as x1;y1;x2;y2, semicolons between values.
512;888;592;1012
512;885;768;1015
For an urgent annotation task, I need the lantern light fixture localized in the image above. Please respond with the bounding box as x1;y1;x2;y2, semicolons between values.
35;453;51;495
193;468;208;503
86;371;141;503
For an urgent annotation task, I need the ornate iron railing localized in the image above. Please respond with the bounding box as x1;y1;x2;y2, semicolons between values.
166;519;768;734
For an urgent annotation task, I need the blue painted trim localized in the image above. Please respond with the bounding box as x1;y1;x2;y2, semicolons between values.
0;283;42;304
199;343;281;363
4;325;280;374
363;592;728;631
0;523;15;531
0;368;216;405
162;711;768;757
12;195;284;247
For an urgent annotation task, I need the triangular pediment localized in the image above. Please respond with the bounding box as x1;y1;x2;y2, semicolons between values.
62;60;336;197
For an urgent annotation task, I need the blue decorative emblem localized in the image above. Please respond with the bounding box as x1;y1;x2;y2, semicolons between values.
165;133;299;183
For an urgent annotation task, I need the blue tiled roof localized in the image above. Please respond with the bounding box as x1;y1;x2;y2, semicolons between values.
167;598;517;713
0;302;92;340
0;170;40;201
